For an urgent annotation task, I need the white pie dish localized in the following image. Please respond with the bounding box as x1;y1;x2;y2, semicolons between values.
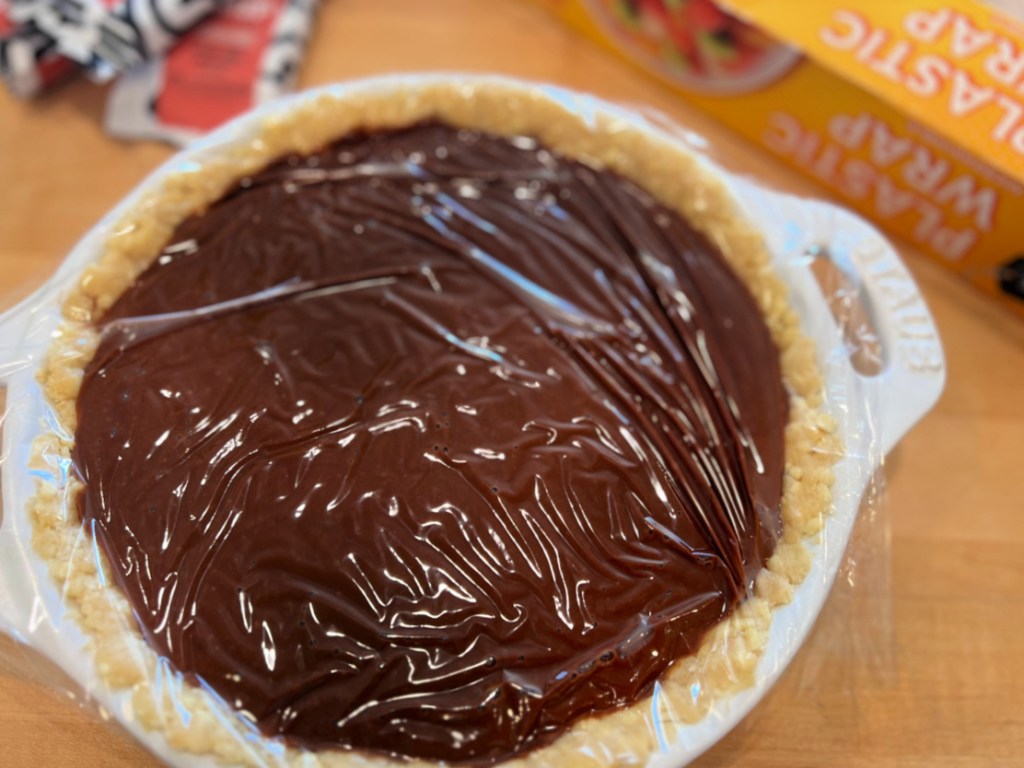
0;74;944;767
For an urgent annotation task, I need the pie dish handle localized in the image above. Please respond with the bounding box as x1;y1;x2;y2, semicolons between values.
0;283;64;639
725;175;945;458
0;300;31;639
0;293;36;386
0;265;75;387
841;224;946;456
798;202;947;457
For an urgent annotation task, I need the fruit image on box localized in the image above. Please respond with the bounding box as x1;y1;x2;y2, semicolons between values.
585;0;799;93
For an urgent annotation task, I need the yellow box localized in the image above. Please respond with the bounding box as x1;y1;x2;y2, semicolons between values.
531;0;1024;318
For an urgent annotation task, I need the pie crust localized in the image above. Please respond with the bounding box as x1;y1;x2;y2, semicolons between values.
30;79;838;767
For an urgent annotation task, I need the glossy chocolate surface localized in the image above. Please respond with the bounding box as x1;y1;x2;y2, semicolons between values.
74;123;787;763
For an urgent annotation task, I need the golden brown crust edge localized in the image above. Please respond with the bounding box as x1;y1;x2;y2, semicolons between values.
31;79;839;768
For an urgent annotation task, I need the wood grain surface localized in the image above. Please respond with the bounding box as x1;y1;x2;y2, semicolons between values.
1;1;1022;766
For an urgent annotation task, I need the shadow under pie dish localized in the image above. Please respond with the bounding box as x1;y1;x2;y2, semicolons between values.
30;77;839;767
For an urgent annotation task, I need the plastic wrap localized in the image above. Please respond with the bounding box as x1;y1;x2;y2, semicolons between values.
0;74;945;767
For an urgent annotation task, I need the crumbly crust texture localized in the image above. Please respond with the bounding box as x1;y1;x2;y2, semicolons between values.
31;79;838;767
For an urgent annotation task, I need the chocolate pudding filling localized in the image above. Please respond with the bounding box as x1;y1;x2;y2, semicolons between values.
73;122;788;764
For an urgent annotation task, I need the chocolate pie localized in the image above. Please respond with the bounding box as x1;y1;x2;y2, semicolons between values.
32;80;837;766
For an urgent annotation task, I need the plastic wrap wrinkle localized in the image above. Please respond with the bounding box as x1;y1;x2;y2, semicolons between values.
0;75;945;768
73;122;787;763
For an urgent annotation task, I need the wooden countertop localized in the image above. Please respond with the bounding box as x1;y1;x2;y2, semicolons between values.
1;1;1022;766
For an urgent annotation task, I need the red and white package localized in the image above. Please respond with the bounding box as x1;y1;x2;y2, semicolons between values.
9;0;234;77
104;0;317;145
0;0;78;97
